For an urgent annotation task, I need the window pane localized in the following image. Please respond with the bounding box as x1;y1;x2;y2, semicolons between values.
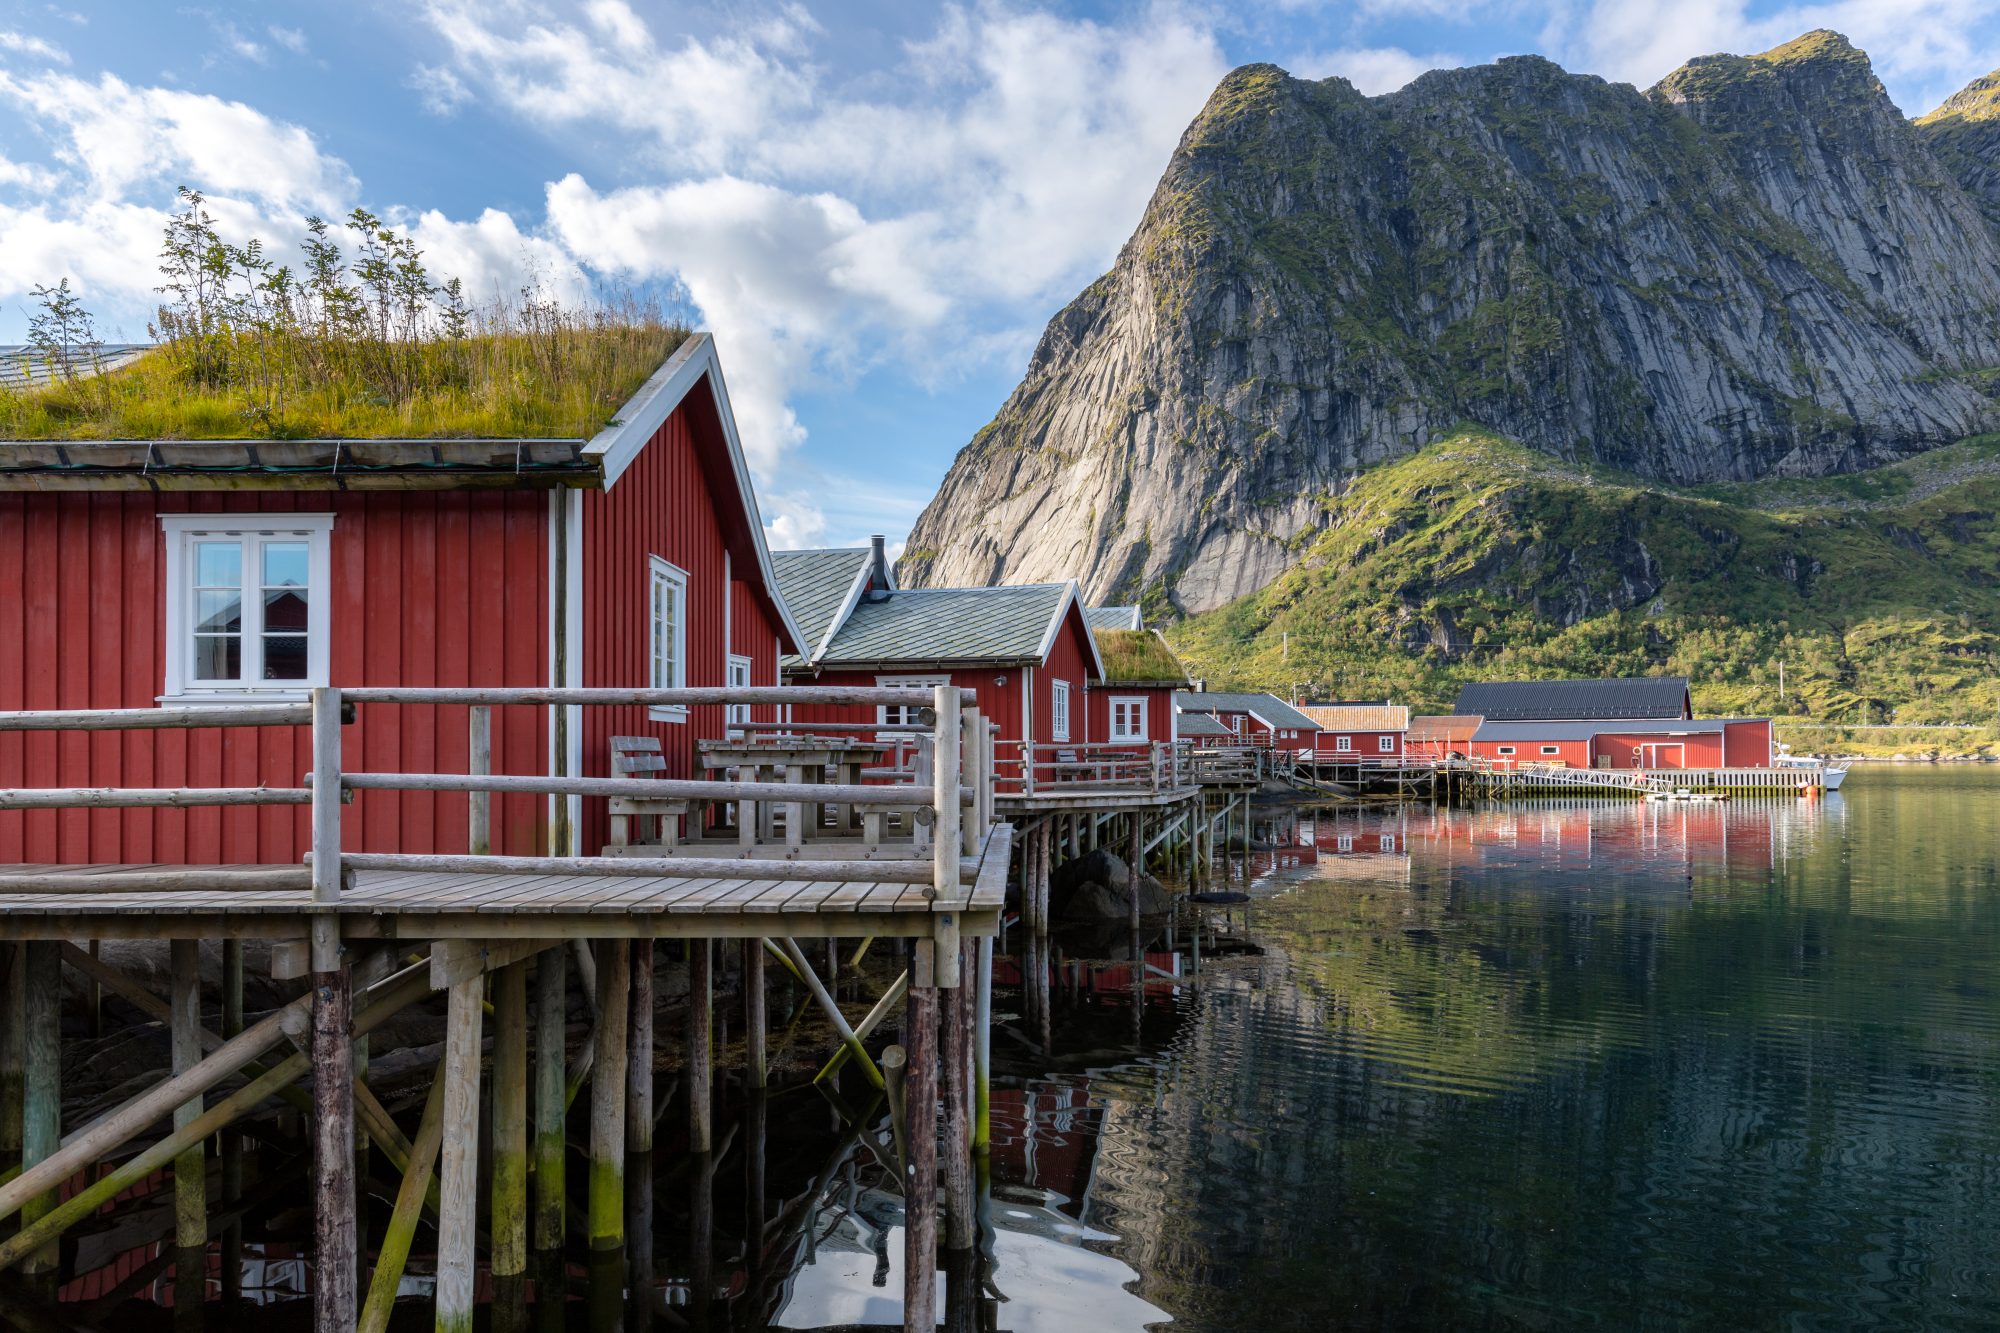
264;588;309;631
196;590;242;634
194;634;241;680
195;542;242;588
262;542;309;587
263;635;308;680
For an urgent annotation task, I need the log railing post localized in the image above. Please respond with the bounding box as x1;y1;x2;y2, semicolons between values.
310;685;343;904
468;705;492;856
19;942;59;1285
931;686;962;904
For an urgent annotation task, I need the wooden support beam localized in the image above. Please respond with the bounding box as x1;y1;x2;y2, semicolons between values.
436;977;484;1333
311;932;356;1333
931;685;962;903
0;786;311;809
491;959;530;1280
687;939;712;1154
431;938;558;989
1;945;22;1184
467;705;492;856
220;938;245;1305
589;940;630;1252
0;701;316;731
904;944;939;1333
744;939;766;1091
357;1071;447;1333
778;938;883;1091
942;938;974;1250
169;940;206;1255
18;943;58;1280
814;971;909;1084
532;945;568;1253
627;941;654;1155
973;937;992;1159
340;771;955;808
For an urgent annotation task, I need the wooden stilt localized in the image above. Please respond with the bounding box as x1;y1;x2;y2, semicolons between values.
688;938;712;1154
973;935;992;1160
220;938;244;1305
170;937;208;1319
904;944;939;1333
627;940;654;1155
310;921;356;1333
357;1072;447;1333
491;959;530;1281
19;942;59;1283
589;940;630;1252
436;976;484;1333
1;945;24;1219
532;945;568;1252
942;938;974;1250
745;938;767;1091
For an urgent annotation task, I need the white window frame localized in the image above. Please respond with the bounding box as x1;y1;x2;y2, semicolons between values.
1108;695;1148;743
1050;679;1072;742
1378;735;1395;753
647;556;690;723
1335;735;1353;752
726;654;753;728
159;514;334;703
1497;745;1516;756
1541;745;1562;756
877;674;951;731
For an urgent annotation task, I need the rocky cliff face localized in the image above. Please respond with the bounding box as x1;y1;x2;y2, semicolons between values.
1916;67;2000;232
901;33;2000;614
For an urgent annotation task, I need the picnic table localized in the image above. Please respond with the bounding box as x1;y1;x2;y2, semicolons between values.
698;735;896;847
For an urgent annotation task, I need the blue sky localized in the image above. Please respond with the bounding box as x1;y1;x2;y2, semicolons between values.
3;2;1996;550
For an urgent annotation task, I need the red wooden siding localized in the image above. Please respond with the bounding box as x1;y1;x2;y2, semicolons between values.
786;669;1019;741
1470;738;1594;767
1035;606;1092;746
1314;730;1405;757
0;490;550;865
1723;720;1773;767
1084;684;1176;744
577;401;789;854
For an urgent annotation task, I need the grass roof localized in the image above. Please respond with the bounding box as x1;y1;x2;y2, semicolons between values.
1096;628;1190;684
0;324;690;441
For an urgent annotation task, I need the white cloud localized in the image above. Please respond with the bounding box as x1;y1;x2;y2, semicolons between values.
403;205;592;308
1285;44;1465;93
0;152;60;192
0;29;68;62
407;62;471;115
268;25;309;55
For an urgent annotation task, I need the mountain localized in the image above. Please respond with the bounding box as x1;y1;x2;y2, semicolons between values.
1164;429;2000;732
900;33;2000;617
1916;66;2000;232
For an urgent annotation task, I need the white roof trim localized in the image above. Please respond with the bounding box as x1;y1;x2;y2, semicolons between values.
1035;581;1106;680
581;334;809;657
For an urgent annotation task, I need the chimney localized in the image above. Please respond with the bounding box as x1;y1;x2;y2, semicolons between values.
866;534;891;599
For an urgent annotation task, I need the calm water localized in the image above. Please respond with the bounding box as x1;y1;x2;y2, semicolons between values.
966;770;2000;1331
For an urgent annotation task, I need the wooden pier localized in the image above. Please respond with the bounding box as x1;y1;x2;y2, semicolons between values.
0;683;1006;1333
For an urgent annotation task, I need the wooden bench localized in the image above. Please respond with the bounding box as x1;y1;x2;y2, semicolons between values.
605;735;701;852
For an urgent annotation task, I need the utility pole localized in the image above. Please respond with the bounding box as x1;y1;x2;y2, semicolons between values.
1779;659;1785;705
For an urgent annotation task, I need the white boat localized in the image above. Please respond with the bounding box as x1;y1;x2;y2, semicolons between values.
1775;749;1849;791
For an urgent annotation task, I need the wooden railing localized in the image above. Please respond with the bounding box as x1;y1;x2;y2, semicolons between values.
994;741;1186;797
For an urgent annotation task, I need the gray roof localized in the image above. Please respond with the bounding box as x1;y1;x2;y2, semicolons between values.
1455;677;1691;722
0;344;152;390
1084;605;1142;632
772;548;871;663
1471;717;1765;742
1174;690;1322;731
1175;712;1234;737
819;583;1074;666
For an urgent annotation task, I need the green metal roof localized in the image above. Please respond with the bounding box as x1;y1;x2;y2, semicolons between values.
820;583;1074;666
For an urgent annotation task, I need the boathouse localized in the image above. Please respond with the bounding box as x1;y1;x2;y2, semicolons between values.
1086;628;1188;745
0;333;806;862
1455;676;1693;722
1173;690;1322;754
1296;703;1409;760
1469;717;1774;769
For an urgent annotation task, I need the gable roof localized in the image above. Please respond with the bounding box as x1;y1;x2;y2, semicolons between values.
1093;629;1189;685
1454;677;1691;722
1;344;152;390
1176;711;1234;737
1084;605;1143;632
1470;717;1765;743
815;580;1104;674
1298;704;1409;731
1174;690;1321;732
773;548;873;666
1408;715;1483;744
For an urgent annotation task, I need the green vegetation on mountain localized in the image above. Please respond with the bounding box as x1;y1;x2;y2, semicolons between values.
1165;431;2000;752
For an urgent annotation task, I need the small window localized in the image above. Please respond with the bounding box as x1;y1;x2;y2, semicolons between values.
1379;834;1395;851
1335;735;1353;752
1051;679;1072;742
160;515;333;700
1541;745;1561;756
648;557;689;722
726;654;753;728
1497;745;1516;755
1378;735;1395;753
1109;695;1148;742
1337;836;1354;852
877;674;951;732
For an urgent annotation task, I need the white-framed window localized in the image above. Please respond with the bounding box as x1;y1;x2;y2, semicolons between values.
726;654;753;728
1541;745;1561;756
1109;695;1148;742
1379;834;1395;852
159;515;333;701
647;556;689;723
877;674;951;731
1050;679;1072;742
1497;745;1516;756
1335;735;1353;752
1378;735;1395;753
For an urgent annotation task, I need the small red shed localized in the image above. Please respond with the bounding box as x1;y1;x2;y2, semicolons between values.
1296;703;1409;760
0;333;806;864
1084;628;1188;746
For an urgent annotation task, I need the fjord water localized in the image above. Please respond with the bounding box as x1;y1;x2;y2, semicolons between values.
991;770;2000;1330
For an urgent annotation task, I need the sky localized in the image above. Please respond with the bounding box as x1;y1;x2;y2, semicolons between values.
2;2;1997;552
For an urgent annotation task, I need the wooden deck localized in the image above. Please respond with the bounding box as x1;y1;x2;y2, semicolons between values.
994;783;1203;813
0;826;1012;940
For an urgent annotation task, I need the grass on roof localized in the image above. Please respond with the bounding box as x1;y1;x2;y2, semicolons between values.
1097;628;1190;683
0;322;691;441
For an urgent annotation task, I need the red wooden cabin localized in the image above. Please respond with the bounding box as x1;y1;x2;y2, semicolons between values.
0;333;806;863
1468;718;1773;769
1171;691;1323;755
1083;627;1187;746
1296;703;1409;760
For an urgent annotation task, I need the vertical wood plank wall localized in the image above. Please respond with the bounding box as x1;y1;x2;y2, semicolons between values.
0;489;551;863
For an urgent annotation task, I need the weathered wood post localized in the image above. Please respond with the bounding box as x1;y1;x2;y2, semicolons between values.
628;940;655;1155
943;937;974;1251
308;684;356;1333
18;941;59;1285
436;976;485;1333
220;937;244;1303
589;941;631;1252
492;959;530;1287
744;938;766;1092
170;936;207;1310
688;938;712;1154
973;935;992;1164
468;705;492;855
1;945;23;1218
532;945;568;1253
904;941;939;1333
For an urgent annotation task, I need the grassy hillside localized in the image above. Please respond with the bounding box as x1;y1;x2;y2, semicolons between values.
1166;430;2000;754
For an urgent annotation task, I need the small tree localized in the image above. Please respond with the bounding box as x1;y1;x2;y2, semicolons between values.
26;278;98;383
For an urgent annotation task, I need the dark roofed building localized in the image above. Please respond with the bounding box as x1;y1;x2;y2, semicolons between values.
1454;677;1692;722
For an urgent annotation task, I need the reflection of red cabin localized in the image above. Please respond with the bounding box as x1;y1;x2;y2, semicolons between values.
0;334;804;864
